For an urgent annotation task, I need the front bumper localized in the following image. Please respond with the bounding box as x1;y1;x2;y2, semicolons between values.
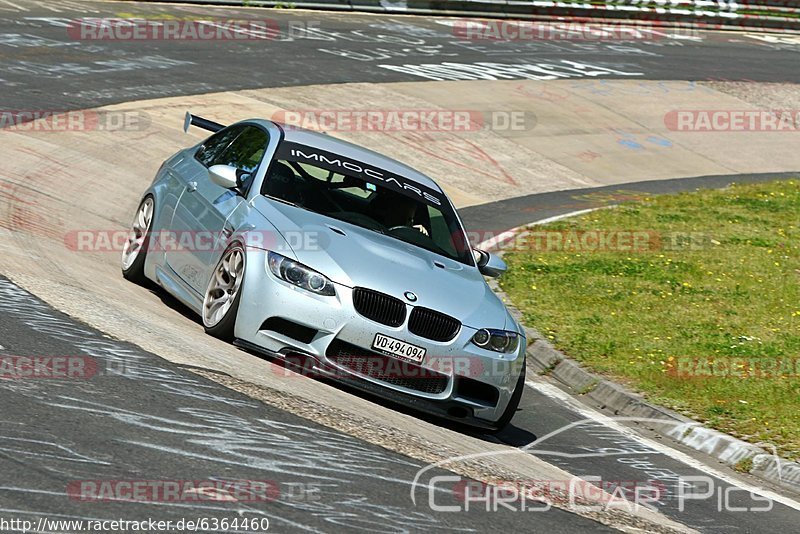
235;249;526;426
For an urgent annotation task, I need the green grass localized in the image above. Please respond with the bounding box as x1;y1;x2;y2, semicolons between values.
500;180;800;460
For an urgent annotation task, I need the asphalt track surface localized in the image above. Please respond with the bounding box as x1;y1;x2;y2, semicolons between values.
2;1;800;533
2;0;800;111
0;277;617;533
459;171;800;235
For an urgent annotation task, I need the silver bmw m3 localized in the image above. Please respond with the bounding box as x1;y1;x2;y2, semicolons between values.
121;113;526;431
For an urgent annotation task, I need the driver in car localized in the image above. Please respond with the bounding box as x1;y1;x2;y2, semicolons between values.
370;190;429;236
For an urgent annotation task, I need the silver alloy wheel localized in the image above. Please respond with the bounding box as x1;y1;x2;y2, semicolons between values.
121;197;154;270
203;245;245;327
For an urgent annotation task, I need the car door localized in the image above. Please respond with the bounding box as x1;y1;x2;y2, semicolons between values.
166;124;269;294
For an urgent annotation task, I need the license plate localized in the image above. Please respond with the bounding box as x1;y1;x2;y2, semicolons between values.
372;334;426;363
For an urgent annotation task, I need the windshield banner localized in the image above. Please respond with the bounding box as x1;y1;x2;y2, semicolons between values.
274;141;446;208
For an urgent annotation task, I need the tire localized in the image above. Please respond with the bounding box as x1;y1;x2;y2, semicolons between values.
121;195;154;284
488;361;527;433
202;242;246;341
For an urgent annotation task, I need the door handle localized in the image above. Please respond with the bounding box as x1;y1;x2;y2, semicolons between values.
187;181;198;192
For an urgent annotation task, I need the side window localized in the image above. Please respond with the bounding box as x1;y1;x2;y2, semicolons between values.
196;125;268;175
196;125;246;168
220;126;269;175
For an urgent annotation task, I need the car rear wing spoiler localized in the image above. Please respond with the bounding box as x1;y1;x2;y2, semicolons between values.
183;112;225;134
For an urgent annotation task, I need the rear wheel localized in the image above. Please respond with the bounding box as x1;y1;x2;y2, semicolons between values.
202;242;246;341
121;196;154;284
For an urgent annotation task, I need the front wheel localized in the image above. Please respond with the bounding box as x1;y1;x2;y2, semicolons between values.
121;196;154;284
202;242;246;341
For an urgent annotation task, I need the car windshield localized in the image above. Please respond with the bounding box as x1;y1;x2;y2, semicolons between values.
260;142;473;265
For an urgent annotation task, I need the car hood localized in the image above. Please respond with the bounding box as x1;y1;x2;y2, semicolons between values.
252;197;513;330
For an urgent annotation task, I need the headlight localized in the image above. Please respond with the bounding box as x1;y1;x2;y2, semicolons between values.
471;329;519;354
268;252;335;296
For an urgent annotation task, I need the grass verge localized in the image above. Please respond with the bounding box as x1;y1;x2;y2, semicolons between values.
499;180;800;460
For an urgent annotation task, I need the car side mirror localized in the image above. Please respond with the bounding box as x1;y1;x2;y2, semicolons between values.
208;164;240;190
474;249;507;277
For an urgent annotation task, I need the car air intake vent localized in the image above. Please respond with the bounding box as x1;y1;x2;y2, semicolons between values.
260;317;317;344
408;307;461;342
352;288;406;327
456;376;499;407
